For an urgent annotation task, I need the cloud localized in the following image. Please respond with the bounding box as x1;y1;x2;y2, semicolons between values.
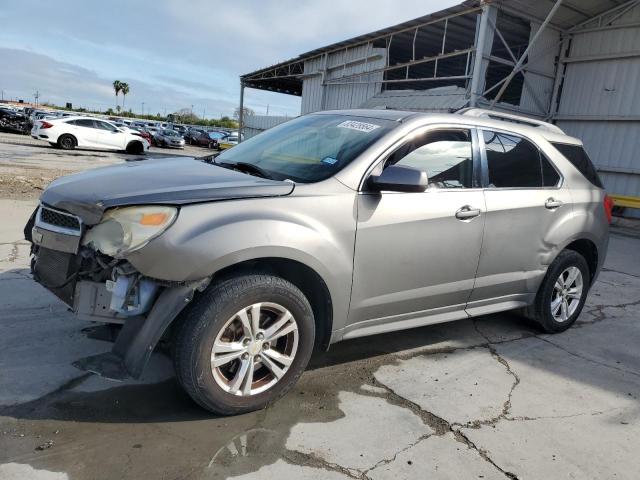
0;0;461;117
0;47;241;116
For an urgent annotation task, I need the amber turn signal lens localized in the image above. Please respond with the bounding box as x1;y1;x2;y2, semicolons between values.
140;212;168;226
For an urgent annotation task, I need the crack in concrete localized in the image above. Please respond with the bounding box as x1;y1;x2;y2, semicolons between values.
601;267;640;279
443;321;522;431
362;434;431;474
1;243;19;263
370;380;520;480
505;407;622;423
537;336;640;378
283;449;368;479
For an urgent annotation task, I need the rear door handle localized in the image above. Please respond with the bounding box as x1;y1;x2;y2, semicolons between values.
455;205;481;220
545;198;563;209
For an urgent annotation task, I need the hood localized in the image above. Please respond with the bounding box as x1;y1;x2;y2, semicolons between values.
40;157;295;224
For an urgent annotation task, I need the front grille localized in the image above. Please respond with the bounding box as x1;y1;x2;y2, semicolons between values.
33;246;81;306
40;206;81;232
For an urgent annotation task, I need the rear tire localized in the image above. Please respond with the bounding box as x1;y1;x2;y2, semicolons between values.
173;274;315;415
525;250;590;333
57;134;76;150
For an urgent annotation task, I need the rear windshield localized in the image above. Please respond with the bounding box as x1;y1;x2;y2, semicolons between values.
551;142;603;189
217;114;396;183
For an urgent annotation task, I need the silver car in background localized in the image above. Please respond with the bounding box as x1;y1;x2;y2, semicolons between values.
153;128;185;148
26;108;611;415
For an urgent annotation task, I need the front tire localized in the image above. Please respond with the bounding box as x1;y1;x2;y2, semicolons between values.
125;141;144;154
173;274;315;415
57;134;76;150
526;250;590;333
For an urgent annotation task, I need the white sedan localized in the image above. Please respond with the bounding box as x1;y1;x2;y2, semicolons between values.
31;116;150;154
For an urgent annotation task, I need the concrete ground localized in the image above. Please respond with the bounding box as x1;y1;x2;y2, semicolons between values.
1;137;639;480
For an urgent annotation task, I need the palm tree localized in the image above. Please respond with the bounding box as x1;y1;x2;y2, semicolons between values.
113;80;122;109
120;82;130;110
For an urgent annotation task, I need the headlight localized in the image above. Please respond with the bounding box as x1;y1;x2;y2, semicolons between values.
82;205;178;257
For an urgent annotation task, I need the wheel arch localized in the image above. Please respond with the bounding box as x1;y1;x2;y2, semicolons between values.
58;133;77;147
126;139;144;154
206;257;334;352
563;238;598;284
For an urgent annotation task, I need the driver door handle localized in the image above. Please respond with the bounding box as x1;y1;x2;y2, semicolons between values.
455;205;481;220
545;198;563;209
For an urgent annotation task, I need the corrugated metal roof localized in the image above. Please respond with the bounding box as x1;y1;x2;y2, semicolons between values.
496;0;623;30
359;86;469;112
241;1;624;83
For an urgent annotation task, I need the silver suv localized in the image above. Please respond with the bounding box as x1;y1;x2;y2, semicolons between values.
26;108;611;414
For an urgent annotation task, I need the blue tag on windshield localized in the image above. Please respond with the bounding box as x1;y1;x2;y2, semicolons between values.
322;157;338;165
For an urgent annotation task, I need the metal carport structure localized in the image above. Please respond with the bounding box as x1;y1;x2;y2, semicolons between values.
240;0;640;211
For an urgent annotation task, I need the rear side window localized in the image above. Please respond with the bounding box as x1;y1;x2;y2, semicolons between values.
75;119;96;128
551;143;603;188
541;153;560;187
483;131;541;188
483;131;560;188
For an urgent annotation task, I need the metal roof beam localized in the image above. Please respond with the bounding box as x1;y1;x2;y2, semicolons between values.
568;0;640;31
489;0;564;108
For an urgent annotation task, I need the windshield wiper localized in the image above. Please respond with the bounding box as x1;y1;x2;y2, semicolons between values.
217;161;273;180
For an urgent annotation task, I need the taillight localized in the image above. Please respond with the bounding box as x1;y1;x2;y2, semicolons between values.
603;194;614;224
40;121;54;129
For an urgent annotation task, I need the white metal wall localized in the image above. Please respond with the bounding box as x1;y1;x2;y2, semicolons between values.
519;22;560;116
243;114;291;139
301;44;386;114
556;2;640;201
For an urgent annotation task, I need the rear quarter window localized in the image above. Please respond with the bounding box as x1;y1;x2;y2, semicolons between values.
551;143;603;189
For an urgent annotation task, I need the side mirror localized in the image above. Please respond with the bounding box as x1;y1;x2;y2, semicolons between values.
368;165;428;193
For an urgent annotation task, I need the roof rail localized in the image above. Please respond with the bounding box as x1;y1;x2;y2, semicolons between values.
456;108;565;135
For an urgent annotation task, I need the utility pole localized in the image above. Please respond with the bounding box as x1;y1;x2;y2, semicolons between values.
34;90;40;107
141;102;145;116
1;90;4;101
238;81;245;143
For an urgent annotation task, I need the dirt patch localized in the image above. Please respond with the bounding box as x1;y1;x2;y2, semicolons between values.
0;167;71;199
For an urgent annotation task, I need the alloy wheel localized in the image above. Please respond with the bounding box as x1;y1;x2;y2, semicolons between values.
211;302;299;396
551;266;583;322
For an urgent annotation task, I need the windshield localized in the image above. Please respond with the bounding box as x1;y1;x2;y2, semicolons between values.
163;129;179;137
216;114;395;182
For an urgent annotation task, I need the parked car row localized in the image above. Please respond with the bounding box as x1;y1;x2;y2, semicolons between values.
3;101;242;152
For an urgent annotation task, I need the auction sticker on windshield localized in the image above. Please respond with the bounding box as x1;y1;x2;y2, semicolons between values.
337;120;381;133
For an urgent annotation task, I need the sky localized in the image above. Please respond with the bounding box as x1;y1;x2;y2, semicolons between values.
0;0;460;119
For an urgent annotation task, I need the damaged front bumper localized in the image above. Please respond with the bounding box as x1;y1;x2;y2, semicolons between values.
25;204;209;380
